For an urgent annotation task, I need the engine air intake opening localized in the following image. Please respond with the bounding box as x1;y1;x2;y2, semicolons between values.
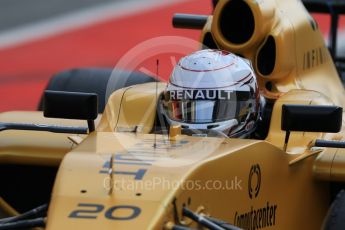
219;0;255;44
257;35;276;76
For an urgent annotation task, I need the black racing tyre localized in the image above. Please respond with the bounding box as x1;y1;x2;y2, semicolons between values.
323;190;345;230
38;68;156;112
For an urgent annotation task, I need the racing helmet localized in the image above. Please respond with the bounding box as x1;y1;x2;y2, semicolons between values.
160;49;260;138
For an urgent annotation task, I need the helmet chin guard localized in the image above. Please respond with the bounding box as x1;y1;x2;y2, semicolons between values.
161;49;260;138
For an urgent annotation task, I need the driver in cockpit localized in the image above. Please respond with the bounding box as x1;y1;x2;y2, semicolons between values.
158;49;265;138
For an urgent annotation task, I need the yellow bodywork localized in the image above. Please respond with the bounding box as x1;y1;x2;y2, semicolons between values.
1;0;345;229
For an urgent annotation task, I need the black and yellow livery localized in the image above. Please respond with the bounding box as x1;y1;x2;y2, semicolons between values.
1;0;345;229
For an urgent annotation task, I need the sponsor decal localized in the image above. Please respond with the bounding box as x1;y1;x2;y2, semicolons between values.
303;46;326;70
166;90;251;101
248;164;261;199
234;202;277;230
234;164;278;229
99;139;190;180
168;90;232;100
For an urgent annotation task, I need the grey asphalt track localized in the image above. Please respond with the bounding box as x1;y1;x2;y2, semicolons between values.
0;0;139;32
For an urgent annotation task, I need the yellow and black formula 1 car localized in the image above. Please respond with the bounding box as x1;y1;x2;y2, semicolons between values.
1;0;345;229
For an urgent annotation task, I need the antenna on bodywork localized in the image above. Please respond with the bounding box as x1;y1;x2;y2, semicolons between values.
153;59;160;149
108;154;114;195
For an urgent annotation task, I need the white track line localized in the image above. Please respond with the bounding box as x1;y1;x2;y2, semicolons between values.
0;0;186;49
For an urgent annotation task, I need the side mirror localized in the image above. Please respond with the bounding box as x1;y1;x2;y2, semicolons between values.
44;90;98;132
281;104;342;151
282;104;342;132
